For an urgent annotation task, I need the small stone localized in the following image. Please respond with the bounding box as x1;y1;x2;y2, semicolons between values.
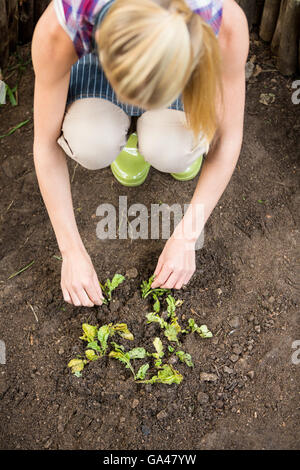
268;296;275;304
197;392;209;404
212;337;219;345
132;399;139;409
230;354;239;363
120;417;126;423
217;288;223;295
200;372;218;383
145;385;152;393
224;366;234;374
245;61;255;80
247;370;255;380
232;345;243;355
169;356;178;365
157;410;168;420
255;325;261;333
248;314;255;322
126;267;138;279
141;425;151;436
58;347;64;355
228;316;240;329
216;400;224;409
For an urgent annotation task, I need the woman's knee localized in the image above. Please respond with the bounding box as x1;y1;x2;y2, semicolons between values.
137;109;209;174
57;98;130;170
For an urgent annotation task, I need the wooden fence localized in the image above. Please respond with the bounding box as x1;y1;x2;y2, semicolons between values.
0;0;299;74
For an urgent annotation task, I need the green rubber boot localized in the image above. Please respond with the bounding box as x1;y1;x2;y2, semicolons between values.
171;155;203;181
111;133;150;187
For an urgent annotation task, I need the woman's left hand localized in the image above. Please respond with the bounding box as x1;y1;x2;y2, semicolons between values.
151;236;196;290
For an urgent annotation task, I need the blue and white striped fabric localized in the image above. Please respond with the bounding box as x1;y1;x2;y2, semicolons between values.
66;0;223;116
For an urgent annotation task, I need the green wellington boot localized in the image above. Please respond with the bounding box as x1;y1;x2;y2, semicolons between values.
170;155;203;181
111;133;150;187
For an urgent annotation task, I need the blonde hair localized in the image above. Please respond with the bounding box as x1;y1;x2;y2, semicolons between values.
97;0;222;143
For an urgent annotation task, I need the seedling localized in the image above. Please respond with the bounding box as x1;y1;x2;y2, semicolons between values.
185;319;213;338
109;342;147;379
140;275;171;299
99;274;125;303
176;350;194;368
68;274;213;385
136;364;183;385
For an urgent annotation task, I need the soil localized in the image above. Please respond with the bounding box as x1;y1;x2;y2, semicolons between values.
0;36;299;450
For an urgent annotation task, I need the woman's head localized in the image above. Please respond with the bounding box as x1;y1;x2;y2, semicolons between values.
96;0;222;143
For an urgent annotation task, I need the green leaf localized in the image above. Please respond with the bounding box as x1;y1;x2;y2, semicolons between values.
68;358;86;374
138;364;183;385
127;347;147;360
176;350;194;368
135;363;149;380
85;349;99;361
87;341;101;352
153;294;160;313
97;324;111;354
109;350;135;377
146;312;166;329
197;324;213;338
140;275;171;299
187;319;212;338
80;323;98;343
112;323;134;341
164;318;181;343
166;295;176;318
168;345;175;353
153;337;164;359
0;119;30;140
100;274;125;301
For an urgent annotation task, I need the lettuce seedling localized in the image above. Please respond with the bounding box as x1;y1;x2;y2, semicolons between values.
80;323;98;343
68;358;87;377
164;317;181;343
137;364;183;385
187;319;213;338
141;275;171;299
100;273;125;303
176;350;194;368
135;363;150;380
109;342;147;378
151;337;164;368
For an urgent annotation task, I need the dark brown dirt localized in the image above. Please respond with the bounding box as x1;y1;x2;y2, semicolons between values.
0;36;299;450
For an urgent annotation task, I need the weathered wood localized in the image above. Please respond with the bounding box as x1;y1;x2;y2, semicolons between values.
0;0;9;67
271;0;288;54
19;0;35;45
260;0;282;41
277;0;300;75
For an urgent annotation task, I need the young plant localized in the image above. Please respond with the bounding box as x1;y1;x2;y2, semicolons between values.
109;342;147;378
136;364;183;385
68;358;87;377
100;273;125;303
141;275;171;299
151;337;164;368
186;319;213;338
176;350;194;368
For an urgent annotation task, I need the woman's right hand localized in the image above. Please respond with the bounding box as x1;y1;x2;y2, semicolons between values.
61;249;104;307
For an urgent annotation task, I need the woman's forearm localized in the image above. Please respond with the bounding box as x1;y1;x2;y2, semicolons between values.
33;142;86;256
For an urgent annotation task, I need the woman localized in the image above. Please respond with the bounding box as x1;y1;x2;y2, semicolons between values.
31;0;249;307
